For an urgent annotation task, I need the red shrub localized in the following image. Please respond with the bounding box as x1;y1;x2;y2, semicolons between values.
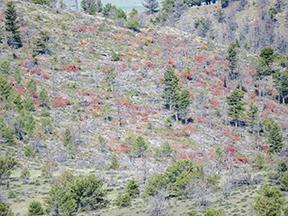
225;145;237;157
144;60;155;69
194;54;206;63
30;67;42;76
209;99;220;109
264;101;276;112
52;96;72;108
63;64;79;72
42;72;50;80
235;156;249;164
111;144;128;153
182;124;197;136
78;25;97;32
14;85;26;95
196;116;207;124
168;59;177;67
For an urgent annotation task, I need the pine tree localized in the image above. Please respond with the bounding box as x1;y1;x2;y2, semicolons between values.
246;103;259;131
268;122;283;153
143;0;159;14
81;0;102;15
163;67;179;111
176;88;191;123
32;32;50;58
5;2;22;48
39;88;50;107
226;88;245;127
227;41;239;79
273;70;288;104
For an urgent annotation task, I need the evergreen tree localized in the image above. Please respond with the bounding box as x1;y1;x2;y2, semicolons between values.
143;0;159;14
5;2;22;48
226;88;245;126
0;75;12;102
32;32;50;58
81;0;102;15
227;41;239;79
273;70;288;104
176;88;191;123
246;103;259;131
128;136;149;158
163;67;179;111
268;122;283;153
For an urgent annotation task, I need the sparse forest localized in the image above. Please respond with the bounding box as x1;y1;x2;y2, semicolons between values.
0;0;288;215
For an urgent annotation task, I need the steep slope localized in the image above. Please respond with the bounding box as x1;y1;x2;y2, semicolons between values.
0;1;288;216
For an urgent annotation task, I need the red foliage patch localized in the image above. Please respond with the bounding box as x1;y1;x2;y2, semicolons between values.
52;96;72;108
30;67;42;76
196;116;207;124
182;124;197;136
144;60;155;69
42;72;50;80
209;99;220;109
225;145;237;157
78;25;97;32
259;144;269;153
63;64;79;72
234;156;249;164
264;101;276;112
111;144;128;153
168;59;177;67
180;70;193;80
14;85;26;95
194;54;206;63
223;128;241;141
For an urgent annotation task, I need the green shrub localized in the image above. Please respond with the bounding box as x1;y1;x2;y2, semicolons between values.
28;201;44;216
111;50;120;61
125;178;140;198
253;154;265;170
47;172;107;215
0;202;14;216
145;160;200;197
204;208;222;216
31;0;51;5
144;173;166;196
128;136;149;158
155;143;173;158
108;154;119;170
280;171;288;191
0;155;17;184
8;190;17;199
24;145;35;158
115;192;131;207
277;160;288;177
254;185;284;216
127;19;140;32
0;60;11;75
20;167;31;183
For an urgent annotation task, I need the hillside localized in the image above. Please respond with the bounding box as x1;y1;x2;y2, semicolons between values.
164;0;288;54
0;0;288;216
